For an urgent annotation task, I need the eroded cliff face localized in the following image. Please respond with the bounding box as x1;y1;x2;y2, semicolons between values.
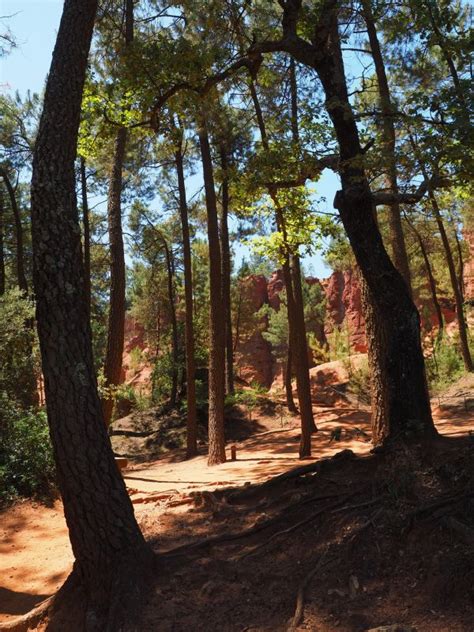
234;269;367;388
123;241;472;393
233;275;274;388
464;229;474;302
320;269;367;354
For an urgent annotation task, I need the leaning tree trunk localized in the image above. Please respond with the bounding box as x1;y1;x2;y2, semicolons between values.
303;3;435;446
198;114;226;465
0;168;28;294
361;0;412;295
80;156;91;316
30;0;150;627
220;145;235;395
175;142;198;457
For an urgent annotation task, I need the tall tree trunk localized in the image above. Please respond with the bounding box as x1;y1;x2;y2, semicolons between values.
285;341;297;413
102;0;133;426
30;1;149;626
287;55;317;439
404;215;444;338
198;114;226;465
249;77;315;453
289;58;299;143
408;134;472;370
80;156;91;316
290;253;317;432
0;168;28;294
102;126;127;425
162;235;179;407
361;0;412;295
429;197;471;366
277;1;435;445
447;210;465;303
0;187;5;295
220;145;235;395
175;138;198;457
281;254;315;457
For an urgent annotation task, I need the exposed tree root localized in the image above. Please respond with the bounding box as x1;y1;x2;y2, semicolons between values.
0;596;55;632
227;449;356;503
331;495;384;514
407;491;473;520
161;492;351;559
287;550;330;631
236;499;347;560
32;548;156;632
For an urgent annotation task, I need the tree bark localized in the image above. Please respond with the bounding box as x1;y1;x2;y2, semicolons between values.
286;55;317;440
220;144;235;395
0;168;28;294
102;0;133;426
281;255;315;457
80;156;91;316
285;341;297;413
175;137;198;457
102;126;127;426
162;235;179;407
198;114;226;465
263;1;435;445
447;210;465;303
30;0;149;626
290;253;317;431
361;0;412;295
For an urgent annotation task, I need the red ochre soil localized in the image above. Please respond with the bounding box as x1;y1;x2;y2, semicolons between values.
1;397;473;631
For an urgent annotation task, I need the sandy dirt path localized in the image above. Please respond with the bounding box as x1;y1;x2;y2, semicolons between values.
0;403;471;625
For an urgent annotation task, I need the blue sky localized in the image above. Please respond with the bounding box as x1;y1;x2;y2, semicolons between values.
1;0;335;278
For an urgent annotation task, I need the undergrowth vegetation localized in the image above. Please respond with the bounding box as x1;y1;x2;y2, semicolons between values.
0;400;55;504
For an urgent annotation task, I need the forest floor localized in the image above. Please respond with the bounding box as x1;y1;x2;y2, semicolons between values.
0;378;473;631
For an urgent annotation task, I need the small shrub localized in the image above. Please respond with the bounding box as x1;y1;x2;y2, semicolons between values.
0;401;56;503
113;383;152;419
426;337;465;394
345;356;371;404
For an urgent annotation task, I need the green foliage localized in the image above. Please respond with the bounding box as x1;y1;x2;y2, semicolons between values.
426;336;467;394
0;400;55;503
0;288;38;408
345;356;371;404
327;321;351;361
151;352;179;405
113;383;152;419
230;386;264;421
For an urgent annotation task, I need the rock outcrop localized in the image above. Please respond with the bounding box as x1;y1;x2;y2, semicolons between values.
464;229;474;301
234;275;274;388
321;269;367;353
